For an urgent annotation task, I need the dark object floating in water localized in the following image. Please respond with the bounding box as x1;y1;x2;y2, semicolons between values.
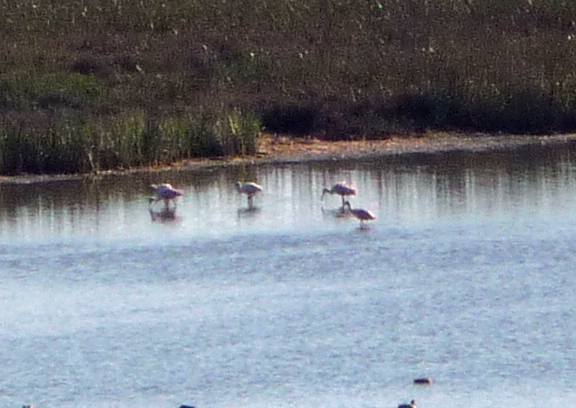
398;400;416;408
179;405;195;408
413;377;433;385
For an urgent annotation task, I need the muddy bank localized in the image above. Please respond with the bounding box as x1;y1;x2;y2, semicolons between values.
2;132;576;185
256;132;576;163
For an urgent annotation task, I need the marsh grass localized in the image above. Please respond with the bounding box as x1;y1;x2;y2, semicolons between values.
0;110;260;175
2;0;576;173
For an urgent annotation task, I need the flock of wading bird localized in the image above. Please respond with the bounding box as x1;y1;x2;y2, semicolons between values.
148;181;377;226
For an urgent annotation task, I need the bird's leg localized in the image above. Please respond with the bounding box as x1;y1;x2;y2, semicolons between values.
248;194;254;209
341;197;349;213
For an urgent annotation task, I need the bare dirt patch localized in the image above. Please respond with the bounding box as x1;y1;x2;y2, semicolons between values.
255;132;576;163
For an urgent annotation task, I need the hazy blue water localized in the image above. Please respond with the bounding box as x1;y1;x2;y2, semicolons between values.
1;146;576;408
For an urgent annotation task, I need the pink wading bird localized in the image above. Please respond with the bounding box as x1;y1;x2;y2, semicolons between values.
321;183;357;207
149;183;184;209
235;181;263;208
344;200;376;227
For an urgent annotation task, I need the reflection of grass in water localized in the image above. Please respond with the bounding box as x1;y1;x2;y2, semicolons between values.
3;0;576;173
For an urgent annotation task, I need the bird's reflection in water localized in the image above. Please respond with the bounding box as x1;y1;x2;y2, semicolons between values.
355;223;373;232
321;205;351;219
237;206;261;219
149;207;180;223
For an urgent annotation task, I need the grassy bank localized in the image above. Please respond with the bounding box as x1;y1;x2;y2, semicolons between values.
1;0;576;174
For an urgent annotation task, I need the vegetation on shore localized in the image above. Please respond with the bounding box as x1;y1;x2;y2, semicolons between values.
1;0;576;174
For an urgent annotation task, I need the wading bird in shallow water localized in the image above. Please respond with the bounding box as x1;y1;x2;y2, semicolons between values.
398;400;416;408
235;181;263;208
149;183;184;209
321;183;357;207
344;200;376;227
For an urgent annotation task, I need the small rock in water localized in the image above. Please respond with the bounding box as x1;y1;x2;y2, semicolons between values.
179;405;195;408
413;377;433;385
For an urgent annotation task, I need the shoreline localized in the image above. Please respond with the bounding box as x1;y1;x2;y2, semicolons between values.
2;132;576;185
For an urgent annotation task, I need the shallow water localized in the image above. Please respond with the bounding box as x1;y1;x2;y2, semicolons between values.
1;145;576;408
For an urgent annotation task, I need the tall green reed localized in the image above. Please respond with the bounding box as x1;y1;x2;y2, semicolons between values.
0;111;261;175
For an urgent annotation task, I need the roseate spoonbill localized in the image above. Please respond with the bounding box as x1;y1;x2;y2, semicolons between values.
149;183;184;209
398;401;416;408
344;200;376;226
321;183;357;206
235;181;263;208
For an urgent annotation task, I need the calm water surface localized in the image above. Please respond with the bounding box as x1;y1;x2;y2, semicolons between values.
1;146;576;408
